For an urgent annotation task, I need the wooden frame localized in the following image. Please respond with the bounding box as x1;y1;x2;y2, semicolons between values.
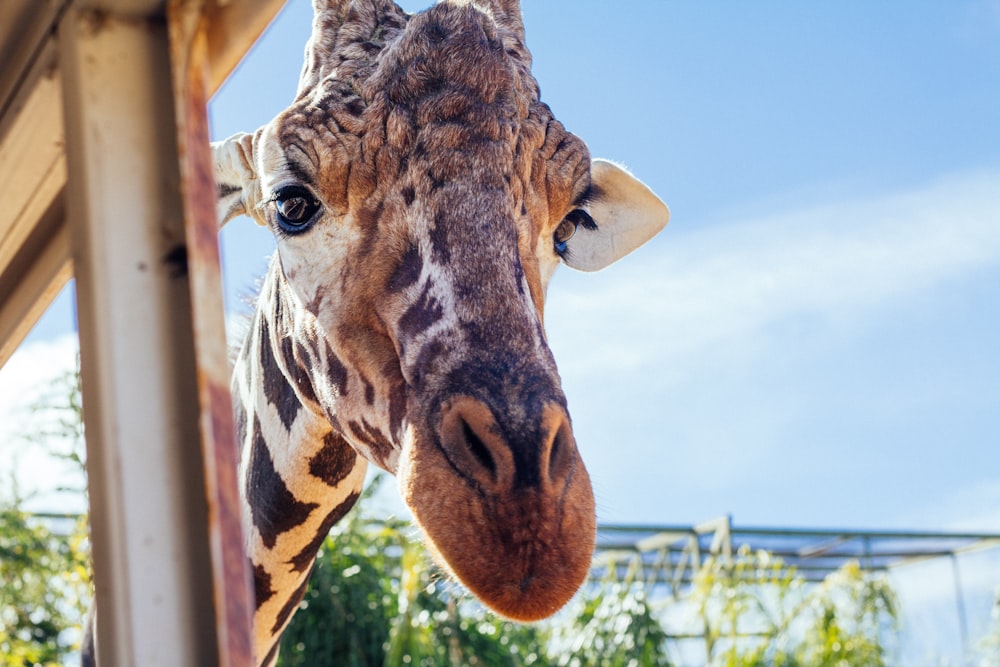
0;1;286;663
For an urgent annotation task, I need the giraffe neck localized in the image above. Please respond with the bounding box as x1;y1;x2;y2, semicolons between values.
233;258;367;665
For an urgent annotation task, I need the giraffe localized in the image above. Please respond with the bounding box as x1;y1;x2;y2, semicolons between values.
221;0;669;664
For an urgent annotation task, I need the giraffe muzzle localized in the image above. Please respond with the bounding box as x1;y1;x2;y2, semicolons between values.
397;395;596;622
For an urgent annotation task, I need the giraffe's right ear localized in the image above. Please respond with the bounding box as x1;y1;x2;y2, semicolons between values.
560;159;669;272
212;132;263;228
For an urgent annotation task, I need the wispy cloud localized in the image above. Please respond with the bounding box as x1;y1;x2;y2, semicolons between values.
546;169;1000;383
0;334;82;510
902;480;1000;534
543;169;1000;524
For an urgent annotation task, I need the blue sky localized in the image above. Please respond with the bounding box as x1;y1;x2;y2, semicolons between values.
2;0;998;660
205;0;1000;531
10;0;1000;529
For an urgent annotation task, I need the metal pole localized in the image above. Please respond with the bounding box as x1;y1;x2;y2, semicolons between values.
60;7;220;664
951;554;970;666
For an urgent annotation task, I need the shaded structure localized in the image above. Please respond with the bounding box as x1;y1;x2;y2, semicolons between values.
595;517;1000;587
0;0;288;664
593;516;1000;664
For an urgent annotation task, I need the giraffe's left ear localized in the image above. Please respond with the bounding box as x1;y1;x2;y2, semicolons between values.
212;131;263;228
561;159;669;272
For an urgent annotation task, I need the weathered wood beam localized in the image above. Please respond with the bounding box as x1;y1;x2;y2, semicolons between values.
168;2;255;663
0;39;68;368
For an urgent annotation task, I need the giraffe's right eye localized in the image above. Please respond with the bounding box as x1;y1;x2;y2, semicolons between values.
553;209;596;256
273;185;321;234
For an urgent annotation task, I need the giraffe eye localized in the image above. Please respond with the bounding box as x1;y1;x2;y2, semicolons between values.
553;209;595;255
553;219;576;254
273;185;321;234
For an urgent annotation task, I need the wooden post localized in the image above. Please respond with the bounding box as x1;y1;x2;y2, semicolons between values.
60;8;221;664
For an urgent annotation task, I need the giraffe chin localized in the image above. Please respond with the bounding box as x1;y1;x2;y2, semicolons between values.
396;434;597;622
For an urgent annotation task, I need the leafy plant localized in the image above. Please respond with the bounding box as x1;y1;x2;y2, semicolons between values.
975;588;1000;667
685;546;898;667
794;561;898;667
549;578;672;667
0;507;90;666
279;477;551;667
1;357;90;666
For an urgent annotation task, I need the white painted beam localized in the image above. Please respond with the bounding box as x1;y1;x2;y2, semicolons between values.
59;8;221;665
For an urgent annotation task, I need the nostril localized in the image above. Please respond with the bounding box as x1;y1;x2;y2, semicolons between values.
438;397;512;489
462;418;497;479
546;417;576;487
549;428;560;467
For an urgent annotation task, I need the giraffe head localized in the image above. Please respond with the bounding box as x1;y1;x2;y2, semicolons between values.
214;0;668;622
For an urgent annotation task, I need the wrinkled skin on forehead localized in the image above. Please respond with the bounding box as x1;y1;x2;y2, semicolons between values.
213;0;669;659
259;3;590;459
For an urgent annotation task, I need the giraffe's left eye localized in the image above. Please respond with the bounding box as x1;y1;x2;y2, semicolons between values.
273;185;321;234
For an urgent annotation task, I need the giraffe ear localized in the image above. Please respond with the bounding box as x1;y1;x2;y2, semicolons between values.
212;131;263;228
561;159;669;272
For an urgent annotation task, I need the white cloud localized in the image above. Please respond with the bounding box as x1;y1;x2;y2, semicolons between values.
898;480;1000;536
542;169;1000;525
0;334;83;510
546;169;1000;384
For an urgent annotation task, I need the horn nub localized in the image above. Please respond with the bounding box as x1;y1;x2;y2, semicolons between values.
479;0;525;41
298;0;409;97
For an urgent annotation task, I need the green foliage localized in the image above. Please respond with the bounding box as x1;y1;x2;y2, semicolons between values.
0;508;90;666
382;545;549;667
795;561;898;667
975;589;1000;666
1;357;90;666
688;546;898;667
279;509;904;667
22;361;87;496
549;579;671;667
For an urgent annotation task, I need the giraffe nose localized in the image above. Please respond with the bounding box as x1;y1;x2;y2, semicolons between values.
438;396;577;493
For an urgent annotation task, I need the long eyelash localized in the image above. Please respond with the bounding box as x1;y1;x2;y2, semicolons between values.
258;197;288;239
566;208;598;231
572;182;599;209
